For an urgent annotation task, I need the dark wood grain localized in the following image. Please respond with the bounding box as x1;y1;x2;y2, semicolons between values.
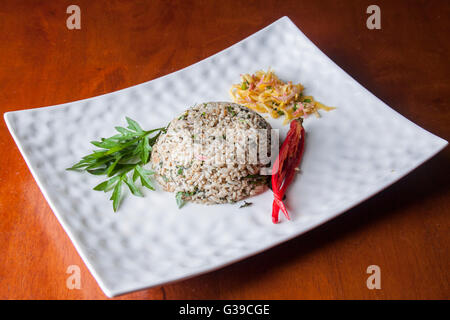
0;0;448;299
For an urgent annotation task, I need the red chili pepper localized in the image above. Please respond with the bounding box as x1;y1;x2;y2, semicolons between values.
271;119;305;223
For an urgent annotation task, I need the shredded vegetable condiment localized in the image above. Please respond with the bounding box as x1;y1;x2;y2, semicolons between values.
230;69;334;124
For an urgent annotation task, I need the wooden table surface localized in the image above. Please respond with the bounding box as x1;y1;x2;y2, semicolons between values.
0;0;449;300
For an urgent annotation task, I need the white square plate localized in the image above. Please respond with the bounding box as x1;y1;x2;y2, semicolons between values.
4;17;447;297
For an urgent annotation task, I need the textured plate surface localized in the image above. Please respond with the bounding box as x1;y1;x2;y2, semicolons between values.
4;17;447;297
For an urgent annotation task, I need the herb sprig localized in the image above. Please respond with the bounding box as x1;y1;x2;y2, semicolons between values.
175;188;199;209
67;117;166;212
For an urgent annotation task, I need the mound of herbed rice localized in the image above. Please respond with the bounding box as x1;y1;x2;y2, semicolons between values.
151;102;272;204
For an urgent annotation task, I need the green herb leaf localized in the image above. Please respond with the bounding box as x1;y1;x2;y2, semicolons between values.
111;179;123;212
140;167;155;175
66;161;91;171
132;167;140;182
106;156;122;177
93;180;109;191
124;176;144;197
126;117;144;133
178;112;188;120
93;175;121;192
226;106;237;116
174;188;199;208
140;135;151;164
87;168;109;175
135;164;155;190
115;126;136;137
176;191;185;209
